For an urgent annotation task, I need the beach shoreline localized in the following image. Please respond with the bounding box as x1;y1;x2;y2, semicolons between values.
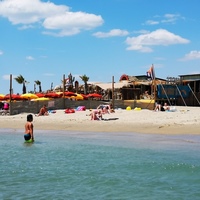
0;106;199;135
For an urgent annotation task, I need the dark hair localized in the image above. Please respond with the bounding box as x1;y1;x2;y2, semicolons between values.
27;114;33;122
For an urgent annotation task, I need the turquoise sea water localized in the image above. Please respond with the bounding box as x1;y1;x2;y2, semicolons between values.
0;129;200;200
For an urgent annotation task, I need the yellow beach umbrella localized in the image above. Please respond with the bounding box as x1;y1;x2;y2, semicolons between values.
0;94;5;100
32;97;50;101
74;93;84;100
21;93;38;99
68;94;84;101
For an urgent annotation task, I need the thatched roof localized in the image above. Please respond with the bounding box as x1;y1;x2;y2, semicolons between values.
128;76;139;81
95;81;131;90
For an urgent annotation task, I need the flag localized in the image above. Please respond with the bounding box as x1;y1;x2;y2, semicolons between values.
147;65;155;80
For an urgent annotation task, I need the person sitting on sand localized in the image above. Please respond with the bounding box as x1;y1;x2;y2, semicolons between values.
163;103;170;111
97;103;114;114
154;102;170;112
91;109;102;120
37;104;49;116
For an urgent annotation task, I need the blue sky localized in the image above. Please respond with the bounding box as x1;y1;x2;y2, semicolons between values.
0;0;200;94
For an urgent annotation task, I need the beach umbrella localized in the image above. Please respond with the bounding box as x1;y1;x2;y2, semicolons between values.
20;93;38;100
4;94;22;101
57;91;77;97
79;94;88;100
35;93;45;98
0;94;5;100
70;93;84;100
32;97;50;101
87;93;102;99
44;92;61;98
65;91;77;96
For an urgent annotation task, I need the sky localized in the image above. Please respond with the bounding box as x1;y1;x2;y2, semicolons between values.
0;0;200;94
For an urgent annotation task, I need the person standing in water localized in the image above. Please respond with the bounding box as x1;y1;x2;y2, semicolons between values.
24;114;34;141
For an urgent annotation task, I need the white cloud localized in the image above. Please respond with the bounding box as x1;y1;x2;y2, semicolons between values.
125;29;190;52
133;30;150;34
93;29;129;38
0;50;3;55
145;20;159;25
0;0;103;36
179;51;200;61
145;13;184;25
0;0;68;24
161;14;184;24
18;24;35;30
26;56;35;60
43;11;103;37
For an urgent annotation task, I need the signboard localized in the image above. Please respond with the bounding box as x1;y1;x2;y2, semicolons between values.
157;85;190;99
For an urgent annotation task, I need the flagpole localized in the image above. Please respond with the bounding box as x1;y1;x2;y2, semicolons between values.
147;64;156;108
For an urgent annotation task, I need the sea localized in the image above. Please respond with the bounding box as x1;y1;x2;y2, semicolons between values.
0;129;200;200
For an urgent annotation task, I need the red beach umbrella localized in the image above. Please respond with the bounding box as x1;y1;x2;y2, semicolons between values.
79;94;88;100
35;93;45;98
44;92;61;98
64;92;77;97
87;93;102;99
57;91;77;97
4;94;22;101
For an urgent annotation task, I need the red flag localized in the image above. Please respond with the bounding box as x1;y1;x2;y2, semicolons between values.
147;65;155;80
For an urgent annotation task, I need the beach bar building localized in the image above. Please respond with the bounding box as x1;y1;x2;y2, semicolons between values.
178;74;200;106
154;74;200;107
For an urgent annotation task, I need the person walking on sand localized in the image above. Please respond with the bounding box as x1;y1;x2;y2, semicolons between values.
24;114;34;141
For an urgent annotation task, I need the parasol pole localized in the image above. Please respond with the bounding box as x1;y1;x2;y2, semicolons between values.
63;74;65;108
112;76;115;109
152;64;156;104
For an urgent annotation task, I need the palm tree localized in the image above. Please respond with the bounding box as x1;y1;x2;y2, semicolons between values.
35;80;42;92
14;74;27;94
79;74;89;94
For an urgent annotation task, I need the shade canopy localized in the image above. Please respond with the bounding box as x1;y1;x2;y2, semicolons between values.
87;93;102;99
56;91;77;97
35;93;45;98
44;92;61;98
69;93;84;100
32;97;50;101
4;94;22;100
0;94;5;100
21;93;38;99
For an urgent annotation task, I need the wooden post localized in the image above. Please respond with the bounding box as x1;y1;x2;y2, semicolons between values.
9;74;12;115
153;79;156;104
63;74;65;108
112;76;115;109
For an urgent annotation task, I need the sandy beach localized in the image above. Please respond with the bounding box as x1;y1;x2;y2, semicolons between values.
0;106;199;135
